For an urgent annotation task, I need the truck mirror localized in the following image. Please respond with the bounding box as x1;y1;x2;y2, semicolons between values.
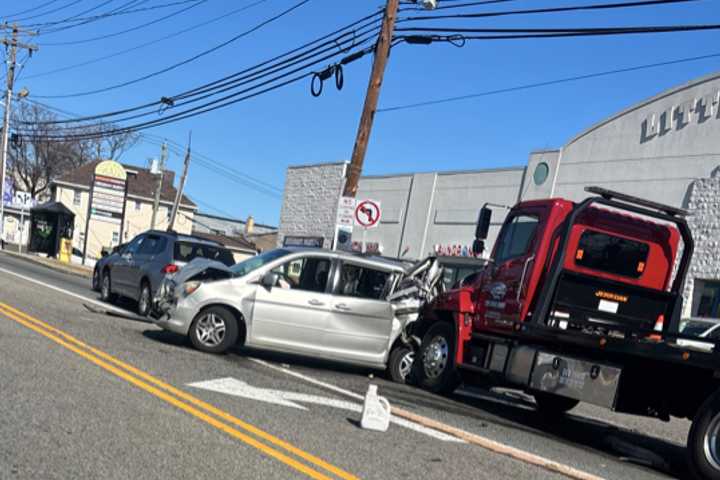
476;207;492;240
472;239;485;256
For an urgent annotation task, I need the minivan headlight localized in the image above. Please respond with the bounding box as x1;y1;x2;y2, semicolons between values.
182;281;202;297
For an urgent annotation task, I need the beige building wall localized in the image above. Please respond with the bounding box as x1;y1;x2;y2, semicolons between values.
54;184;195;260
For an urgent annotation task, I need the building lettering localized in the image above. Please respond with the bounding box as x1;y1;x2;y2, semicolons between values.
641;89;720;142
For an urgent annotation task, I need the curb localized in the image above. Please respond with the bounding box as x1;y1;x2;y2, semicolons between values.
0;250;93;280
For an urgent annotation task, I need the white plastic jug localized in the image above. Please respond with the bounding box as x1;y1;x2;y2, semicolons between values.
360;384;391;432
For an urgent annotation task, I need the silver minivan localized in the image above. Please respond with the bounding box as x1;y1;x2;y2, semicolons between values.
154;248;431;382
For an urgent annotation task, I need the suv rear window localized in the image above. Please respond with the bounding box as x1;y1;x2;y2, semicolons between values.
575;230;649;279
174;241;235;266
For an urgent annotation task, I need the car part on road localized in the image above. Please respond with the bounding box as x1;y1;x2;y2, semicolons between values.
190;306;240;354
533;392;580;415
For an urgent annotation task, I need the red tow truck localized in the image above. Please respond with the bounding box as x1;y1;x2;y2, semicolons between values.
411;186;720;479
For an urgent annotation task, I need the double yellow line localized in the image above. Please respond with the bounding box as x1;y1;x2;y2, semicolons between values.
0;302;358;480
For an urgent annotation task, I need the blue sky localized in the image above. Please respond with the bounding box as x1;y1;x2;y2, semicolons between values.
7;0;720;225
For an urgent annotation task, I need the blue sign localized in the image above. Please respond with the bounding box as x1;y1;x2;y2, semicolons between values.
2;178;13;206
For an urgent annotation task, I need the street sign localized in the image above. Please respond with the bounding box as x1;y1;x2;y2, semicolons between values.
354;199;381;229
336;196;356;227
13;191;32;208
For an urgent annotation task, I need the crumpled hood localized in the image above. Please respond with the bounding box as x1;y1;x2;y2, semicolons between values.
170;257;234;284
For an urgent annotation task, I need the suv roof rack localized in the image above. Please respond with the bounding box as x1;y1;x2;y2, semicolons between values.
585;186;689;217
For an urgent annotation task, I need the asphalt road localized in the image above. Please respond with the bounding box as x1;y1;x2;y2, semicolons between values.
0;252;694;479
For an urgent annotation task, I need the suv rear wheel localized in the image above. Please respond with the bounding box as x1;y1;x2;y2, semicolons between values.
100;271;116;303
189;306;239;354
138;281;152;317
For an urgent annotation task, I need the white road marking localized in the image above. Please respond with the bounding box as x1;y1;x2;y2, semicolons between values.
190;375;463;443
250;358;607;480
0;265;136;317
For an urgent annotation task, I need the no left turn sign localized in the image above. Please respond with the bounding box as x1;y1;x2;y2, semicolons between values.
355;200;381;229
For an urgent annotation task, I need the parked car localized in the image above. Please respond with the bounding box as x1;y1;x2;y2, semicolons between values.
98;230;235;316
92;243;127;291
153;248;444;382
678;318;720;351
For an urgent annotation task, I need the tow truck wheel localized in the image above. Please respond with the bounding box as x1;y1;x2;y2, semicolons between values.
533;392;579;415
413;322;460;394
687;389;720;479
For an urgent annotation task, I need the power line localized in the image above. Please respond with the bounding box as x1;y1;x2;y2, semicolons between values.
24;11;382;124
377;51;720;113
6;0;84;23
2;1;63;20
24;0;270;80
397;0;698;22
34;0;312;98
36;0;207;46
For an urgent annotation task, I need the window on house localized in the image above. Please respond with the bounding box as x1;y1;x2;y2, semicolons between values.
696;280;720;319
112;232;120;245
73;190;81;206
135;200;142;211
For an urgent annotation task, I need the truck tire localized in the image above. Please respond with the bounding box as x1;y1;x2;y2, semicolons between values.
687;389;720;479
387;345;414;384
189;306;239;354
533;392;579;415
413;322;461;394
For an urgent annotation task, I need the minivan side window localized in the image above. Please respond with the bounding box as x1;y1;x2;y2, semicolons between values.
494;215;539;264
272;257;331;293
337;263;391;300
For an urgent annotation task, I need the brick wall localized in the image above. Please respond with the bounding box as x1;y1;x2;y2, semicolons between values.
683;167;720;316
277;162;347;248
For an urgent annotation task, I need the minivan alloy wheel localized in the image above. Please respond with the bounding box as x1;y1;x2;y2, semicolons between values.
398;350;415;380
195;313;226;347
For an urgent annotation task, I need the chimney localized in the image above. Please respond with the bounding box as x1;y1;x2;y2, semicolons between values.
245;215;255;235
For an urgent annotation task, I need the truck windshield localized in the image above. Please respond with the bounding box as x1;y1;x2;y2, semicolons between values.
575;230;649;279
230;249;292;277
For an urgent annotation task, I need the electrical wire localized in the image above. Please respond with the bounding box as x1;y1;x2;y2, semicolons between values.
397;0;699;22
37;0;207;46
2;0;62;20
34;0;150;34
34;0;312;98
23;0;270;80
24;11;383;124
377;51;720;113
6;0;84;23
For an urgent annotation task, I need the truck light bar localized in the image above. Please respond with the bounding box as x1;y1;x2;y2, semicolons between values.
585;186;689;217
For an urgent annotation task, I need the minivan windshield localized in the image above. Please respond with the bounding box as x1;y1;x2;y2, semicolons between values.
231;249;292;277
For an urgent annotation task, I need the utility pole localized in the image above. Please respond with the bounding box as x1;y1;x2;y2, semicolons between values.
342;0;400;198
0;24;37;249
150;142;167;230
168;132;191;232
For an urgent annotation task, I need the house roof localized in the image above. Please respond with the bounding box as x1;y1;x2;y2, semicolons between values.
31;200;75;216
247;232;277;252
192;232;257;253
54;160;196;208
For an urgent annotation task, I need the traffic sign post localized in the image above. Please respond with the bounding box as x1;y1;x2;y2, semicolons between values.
354;199;381;254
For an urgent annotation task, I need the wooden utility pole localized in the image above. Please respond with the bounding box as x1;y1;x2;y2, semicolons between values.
342;0;400;197
168;133;191;232
150;142;167;230
0;24;37;248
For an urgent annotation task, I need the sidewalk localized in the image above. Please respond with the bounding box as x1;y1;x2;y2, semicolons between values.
0;249;93;279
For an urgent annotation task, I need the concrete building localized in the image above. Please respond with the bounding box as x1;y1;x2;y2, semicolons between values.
278;72;720;319
52;160;197;260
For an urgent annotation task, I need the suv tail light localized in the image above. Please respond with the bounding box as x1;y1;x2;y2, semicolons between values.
162;264;179;274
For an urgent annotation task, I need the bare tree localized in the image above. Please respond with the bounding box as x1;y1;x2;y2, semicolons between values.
8;102;78;199
7;102;140;200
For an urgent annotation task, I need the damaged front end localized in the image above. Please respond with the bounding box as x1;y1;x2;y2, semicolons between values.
154;258;234;315
389;256;446;349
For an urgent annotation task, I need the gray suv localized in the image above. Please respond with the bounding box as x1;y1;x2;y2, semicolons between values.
98;230;235;316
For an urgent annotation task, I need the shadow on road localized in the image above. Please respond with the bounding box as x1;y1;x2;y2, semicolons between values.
138;331;688;479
